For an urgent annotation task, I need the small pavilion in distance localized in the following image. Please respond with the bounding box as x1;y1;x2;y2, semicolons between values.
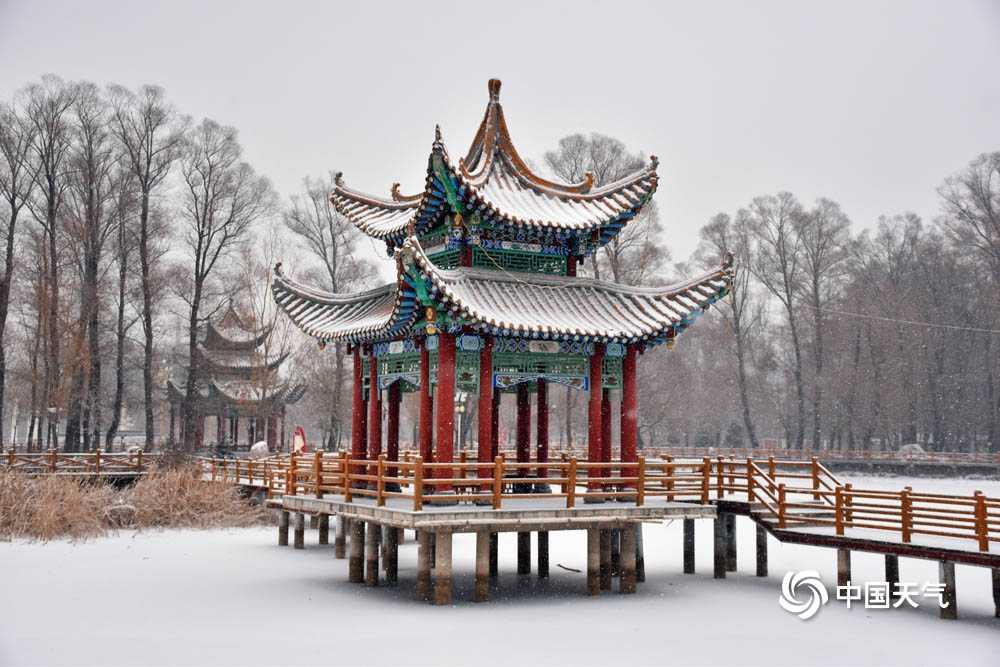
273;79;732;485
167;305;305;450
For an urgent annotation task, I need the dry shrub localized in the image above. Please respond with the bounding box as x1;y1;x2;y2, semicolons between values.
0;467;265;541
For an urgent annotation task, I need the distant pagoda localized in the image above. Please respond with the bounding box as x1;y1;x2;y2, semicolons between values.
272;80;732;486
166;304;305;449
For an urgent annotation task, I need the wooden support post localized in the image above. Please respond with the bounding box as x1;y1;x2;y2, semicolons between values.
725;513;737;572
683;518;695;574
352;347;367;472
837;549;851;588
334;516;346;559
434;531;453;605
587;528;601;596
755;523;768;577
620;523;637;594
386;382;401;491
538;531;549;578
610;528;621;577
294;513;305;550
518;532;531;574
599;529;612;590
416;531;432;601
636;524;645;583
516;384;530;476
419;342;433;463
536;378;549;482
621;345;638;488
587;344;604;494
365;522;379;587
278;510;289;546
489;532;499;577
368;355;382;482
435;332;455;493
713;515;727;579
310;514;319;530
475;531;490;603
478;335;494;490
385;527;398;585
992;567;1000;618
939;561;957;620
600;389;612;479
348;520;364;584
885;554;899;598
318;514;329;545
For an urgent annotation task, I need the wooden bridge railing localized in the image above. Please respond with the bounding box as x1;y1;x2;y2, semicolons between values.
646;445;1000;467
3;449;157;475
193;451;999;554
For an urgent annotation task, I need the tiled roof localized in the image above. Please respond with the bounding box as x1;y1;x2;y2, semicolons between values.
270;258;421;344
272;236;733;347
329;80;657;251
194;346;286;374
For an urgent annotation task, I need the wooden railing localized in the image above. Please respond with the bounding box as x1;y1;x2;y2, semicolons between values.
646;445;1000;467
194;451;1000;554
3;449;157;475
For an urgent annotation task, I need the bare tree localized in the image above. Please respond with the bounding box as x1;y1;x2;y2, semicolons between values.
178;119;275;451
284;174;371;449
743;192;807;449
0;99;38;442
110;85;187;450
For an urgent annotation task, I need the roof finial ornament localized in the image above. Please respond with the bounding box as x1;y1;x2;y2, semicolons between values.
650;155;659;170
722;250;734;270
435;124;442;143
334;171;344;187
488;78;502;102
274;261;283;276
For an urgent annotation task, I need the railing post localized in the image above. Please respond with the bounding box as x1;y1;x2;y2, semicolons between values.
567;457;577;508
835;486;845;535
974;491;988;552
701;457;711;504
344;455;353;503
492;456;503;510
94;449;101;474
778;484;787;528
315;450;324;499
338;451;349;495
210;457;217;482
289;451;298;496
844;483;854;522
768;455;775;479
49;448;57;473
413;456;424;511
716;456;724;498
6;448;13;470
746;458;754;502
811;457;820;502
636;456;645;507
377;455;386;506
901;487;912;543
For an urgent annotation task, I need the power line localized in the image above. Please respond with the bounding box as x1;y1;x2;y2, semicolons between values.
800;302;1000;335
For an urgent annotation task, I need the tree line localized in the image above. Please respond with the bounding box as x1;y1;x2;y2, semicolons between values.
1;77;996;454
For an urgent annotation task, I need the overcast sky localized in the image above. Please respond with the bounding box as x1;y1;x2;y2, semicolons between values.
1;0;998;274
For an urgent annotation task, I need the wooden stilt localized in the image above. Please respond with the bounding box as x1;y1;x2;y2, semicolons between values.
475;531;490;602
334;516;346;559
416;531;432;601
385;527;398;585
318;514;329;545
587;528;601;596
434;531;453;605
992;567;1000;617
837;549;851;588
538;531;550;578
365;522;379;587
489;532;499;577
610;528;621;577
309;514;319;530
518;532;531;574
713;516;727;579
725;513;737;572
683;518;695;574
599;529;612;590
278;510;289;547
755;523;768;577
620;523;637;594
636;523;645;582
939;561;957;620
348;520;364;583
885;554;899;598
294;513;305;550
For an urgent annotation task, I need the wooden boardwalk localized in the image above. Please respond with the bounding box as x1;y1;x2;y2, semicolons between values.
195;451;1000;614
3;450;158;479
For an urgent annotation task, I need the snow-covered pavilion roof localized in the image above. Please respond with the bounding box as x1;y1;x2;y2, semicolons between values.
330;80;658;252
271;236;733;348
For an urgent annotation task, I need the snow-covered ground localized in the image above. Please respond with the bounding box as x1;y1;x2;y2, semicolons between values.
1;476;997;666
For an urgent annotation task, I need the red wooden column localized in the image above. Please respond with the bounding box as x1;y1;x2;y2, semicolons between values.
621;344;638;486
435;331;455;490
601;389;612;479
490;389;501;459
368;353;382;462
516;383;531;476
477;335;494;486
587;343;604;491
351;346;365;460
536;378;549;479
419;340;433;462
387;381;401;484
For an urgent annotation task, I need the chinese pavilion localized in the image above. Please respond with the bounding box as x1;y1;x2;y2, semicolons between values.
272;79;732;488
166;305;305;449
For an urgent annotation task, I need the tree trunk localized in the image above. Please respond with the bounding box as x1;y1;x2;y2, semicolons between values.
106;220;128;446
